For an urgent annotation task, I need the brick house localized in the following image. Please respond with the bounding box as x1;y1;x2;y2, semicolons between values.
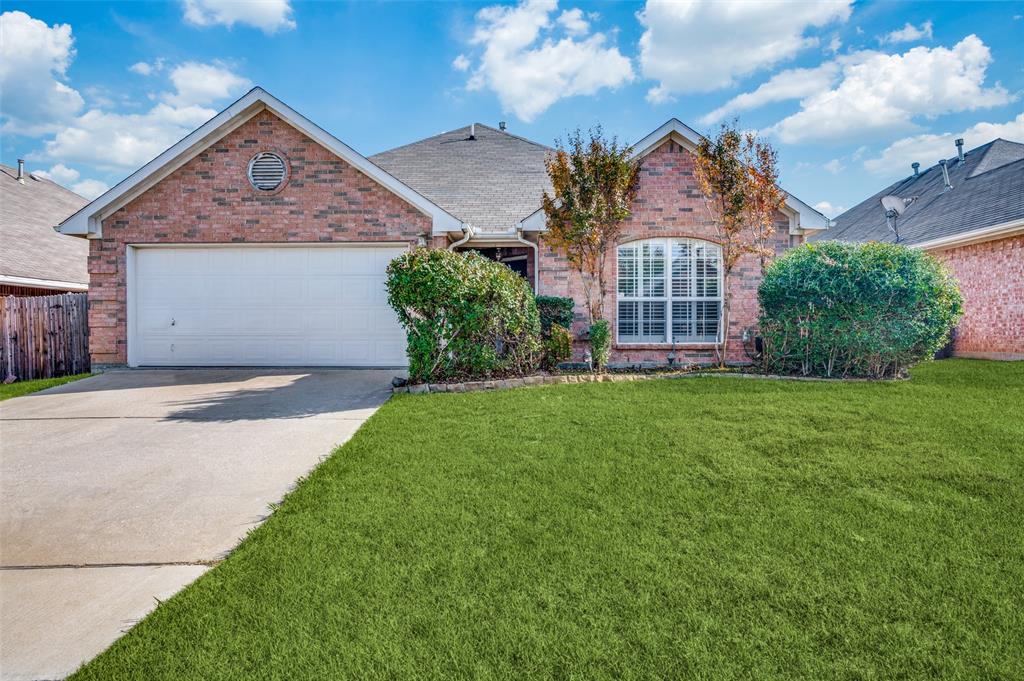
57;88;827;369
812;138;1024;361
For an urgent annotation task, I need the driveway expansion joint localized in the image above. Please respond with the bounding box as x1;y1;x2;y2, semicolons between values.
2;559;221;570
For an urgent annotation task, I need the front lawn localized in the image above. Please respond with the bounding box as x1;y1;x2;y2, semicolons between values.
0;373;90;401
74;360;1023;679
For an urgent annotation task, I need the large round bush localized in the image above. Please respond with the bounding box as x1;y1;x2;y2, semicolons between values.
758;242;962;378
386;248;541;383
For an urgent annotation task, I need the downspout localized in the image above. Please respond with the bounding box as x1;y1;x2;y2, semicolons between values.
514;227;539;292
447;224;474;251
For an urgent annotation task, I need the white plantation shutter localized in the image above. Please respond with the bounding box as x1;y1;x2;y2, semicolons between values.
617;238;722;344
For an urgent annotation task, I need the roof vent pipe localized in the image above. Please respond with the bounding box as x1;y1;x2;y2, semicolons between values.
939;159;953;191
469;123;476;140
955;138;965;162
499;121;506;131
911;162;920;177
17;159;25;183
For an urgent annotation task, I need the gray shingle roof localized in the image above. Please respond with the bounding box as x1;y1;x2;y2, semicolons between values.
370;124;552;233
1;164;89;286
811;139;1024;246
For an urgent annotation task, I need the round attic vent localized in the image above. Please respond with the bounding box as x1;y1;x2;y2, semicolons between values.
247;152;287;191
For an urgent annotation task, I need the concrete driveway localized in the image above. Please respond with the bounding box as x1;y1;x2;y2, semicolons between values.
0;369;395;680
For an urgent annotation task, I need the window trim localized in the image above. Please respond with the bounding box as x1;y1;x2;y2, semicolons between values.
615;237;724;347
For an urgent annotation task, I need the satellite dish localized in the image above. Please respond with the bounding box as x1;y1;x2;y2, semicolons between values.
881;195;909;216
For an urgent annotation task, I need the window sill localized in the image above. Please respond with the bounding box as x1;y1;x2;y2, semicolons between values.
614;343;719;350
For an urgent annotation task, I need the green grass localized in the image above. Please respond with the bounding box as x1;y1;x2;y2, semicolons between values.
73;360;1023;680
0;373;89;401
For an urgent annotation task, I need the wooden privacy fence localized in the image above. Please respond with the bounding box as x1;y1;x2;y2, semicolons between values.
1;293;90;381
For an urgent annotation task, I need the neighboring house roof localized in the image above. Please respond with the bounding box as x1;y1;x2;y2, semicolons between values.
519;118;830;234
811;139;1024;249
370;124;553;234
56;87;464;239
0;164;89;290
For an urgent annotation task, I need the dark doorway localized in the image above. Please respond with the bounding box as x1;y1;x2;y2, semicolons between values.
464;247;531;285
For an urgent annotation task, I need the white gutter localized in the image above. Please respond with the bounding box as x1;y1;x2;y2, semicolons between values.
514;228;540;291
447;224;475;250
910;217;1024;252
0;274;88;291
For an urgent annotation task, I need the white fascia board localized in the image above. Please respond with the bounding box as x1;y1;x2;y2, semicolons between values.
57;87;463;238
911;217;1024;252
0;274;88;291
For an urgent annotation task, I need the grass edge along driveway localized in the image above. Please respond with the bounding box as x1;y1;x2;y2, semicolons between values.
0;373;90;401
72;359;1024;680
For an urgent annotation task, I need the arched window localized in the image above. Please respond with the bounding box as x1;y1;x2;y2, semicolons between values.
616;238;722;344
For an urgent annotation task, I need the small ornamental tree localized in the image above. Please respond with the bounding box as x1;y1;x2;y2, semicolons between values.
694;121;785;365
542;127;641;323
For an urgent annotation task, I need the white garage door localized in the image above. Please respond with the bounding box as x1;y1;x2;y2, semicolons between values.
131;245;408;367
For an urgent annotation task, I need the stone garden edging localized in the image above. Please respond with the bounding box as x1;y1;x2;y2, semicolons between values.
392;370;903;394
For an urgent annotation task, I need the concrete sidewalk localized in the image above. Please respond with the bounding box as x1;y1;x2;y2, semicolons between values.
0;369;393;680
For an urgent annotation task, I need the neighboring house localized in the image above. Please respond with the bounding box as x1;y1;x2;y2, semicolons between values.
812;138;1024;361
1;161;89;296
56;87;827;370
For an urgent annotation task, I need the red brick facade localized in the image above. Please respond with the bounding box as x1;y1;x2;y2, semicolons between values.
89;110;430;366
89;117;801;368
932;234;1024;360
535;139;796;365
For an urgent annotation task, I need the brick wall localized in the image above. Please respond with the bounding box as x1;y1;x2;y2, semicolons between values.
536;139;795;365
89;109;430;366
932;233;1024;360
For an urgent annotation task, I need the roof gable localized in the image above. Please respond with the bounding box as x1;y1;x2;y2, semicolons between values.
57;87;463;238
520;118;829;233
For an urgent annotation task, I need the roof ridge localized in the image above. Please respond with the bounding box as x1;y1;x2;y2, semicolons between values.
371;123;553;158
471;122;554;151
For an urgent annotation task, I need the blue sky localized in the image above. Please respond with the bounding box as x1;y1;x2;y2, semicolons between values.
2;0;1022;217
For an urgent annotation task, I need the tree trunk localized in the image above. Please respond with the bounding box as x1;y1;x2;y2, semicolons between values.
718;270;731;368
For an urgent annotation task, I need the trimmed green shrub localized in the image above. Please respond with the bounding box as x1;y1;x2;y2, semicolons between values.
386;249;542;383
758;242;962;378
589;320;611;372
542;324;573;370
536;296;575;335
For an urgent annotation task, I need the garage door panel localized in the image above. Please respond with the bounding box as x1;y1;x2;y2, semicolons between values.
133;246;408;367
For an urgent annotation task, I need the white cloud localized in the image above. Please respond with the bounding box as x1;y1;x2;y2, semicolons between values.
32;103;218;172
452;54;471;72
764;35;1013;143
32;163;108;199
813;200;846;217
881;20;933;44
33;163;80;184
129;58;164;76
461;0;633;122
863;112;1024;176
557;8;588;36
823;158;844;174
638;0;851;102
30;61;249;173
700;63;839;124
182;0;295;33
162;62;251;106
827;36;842;54
70;178;109;199
0;10;84;134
